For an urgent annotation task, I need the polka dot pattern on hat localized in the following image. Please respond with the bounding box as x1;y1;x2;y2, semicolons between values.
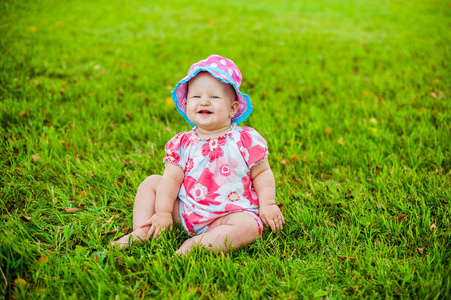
172;54;252;126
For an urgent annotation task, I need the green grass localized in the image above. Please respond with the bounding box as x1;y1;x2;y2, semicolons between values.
1;0;450;298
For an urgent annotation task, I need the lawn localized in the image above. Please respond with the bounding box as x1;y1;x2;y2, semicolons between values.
1;0;450;298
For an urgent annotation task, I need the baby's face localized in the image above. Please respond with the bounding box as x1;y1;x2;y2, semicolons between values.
185;72;239;134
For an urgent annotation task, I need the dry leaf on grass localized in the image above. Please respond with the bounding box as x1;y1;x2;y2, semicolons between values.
165;97;173;107
123;160;134;166
324;127;332;137
102;229;118;235
14;278;27;286
430;224;436;232
20;216;31;222
417;248;425;255
63;207;80;213
337;255;355;261
290;154;300;162
327;220;337;228
102;227;130;235
396;214;409;222
31;154;40;162
38;256;48;264
278;158;289;165
18;111;30;117
80;191;88;196
107;215;120;224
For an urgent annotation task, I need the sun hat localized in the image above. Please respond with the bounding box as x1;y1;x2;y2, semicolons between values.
171;54;253;126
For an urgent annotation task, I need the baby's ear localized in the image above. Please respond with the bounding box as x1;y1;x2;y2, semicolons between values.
230;101;240;117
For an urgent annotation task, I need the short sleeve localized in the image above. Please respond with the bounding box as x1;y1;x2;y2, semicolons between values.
237;127;269;168
163;133;187;170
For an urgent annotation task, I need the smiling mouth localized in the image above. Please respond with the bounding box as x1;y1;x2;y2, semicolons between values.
198;110;213;114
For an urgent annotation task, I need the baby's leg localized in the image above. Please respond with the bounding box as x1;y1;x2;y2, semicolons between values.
176;212;259;254
111;175;180;249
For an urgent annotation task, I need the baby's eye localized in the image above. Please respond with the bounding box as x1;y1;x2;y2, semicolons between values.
211;96;219;99
192;95;201;98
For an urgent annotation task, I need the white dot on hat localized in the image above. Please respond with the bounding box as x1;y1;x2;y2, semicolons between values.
210;63;217;67
236;69;240;76
228;69;233;76
220;59;227;65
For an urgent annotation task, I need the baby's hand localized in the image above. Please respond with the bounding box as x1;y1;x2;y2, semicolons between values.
140;212;173;239
259;204;285;233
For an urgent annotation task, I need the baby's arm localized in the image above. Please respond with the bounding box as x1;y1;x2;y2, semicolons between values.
251;159;285;232
140;163;184;238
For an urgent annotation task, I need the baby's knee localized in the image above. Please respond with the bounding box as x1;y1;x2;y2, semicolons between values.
139;175;162;191
239;214;260;241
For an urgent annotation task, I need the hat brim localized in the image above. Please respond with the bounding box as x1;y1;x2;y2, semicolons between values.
171;67;253;126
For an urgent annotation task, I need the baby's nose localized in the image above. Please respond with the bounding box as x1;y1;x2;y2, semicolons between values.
199;97;210;105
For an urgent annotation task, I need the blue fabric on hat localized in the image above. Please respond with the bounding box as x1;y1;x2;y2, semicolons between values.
171;66;253;126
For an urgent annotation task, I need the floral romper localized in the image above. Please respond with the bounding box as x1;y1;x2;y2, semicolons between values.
163;124;268;236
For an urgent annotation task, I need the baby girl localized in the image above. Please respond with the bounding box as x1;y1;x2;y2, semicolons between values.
111;54;284;254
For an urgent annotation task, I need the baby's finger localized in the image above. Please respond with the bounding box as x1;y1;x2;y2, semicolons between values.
273;219;280;231
139;219;153;228
153;227;161;239
275;212;285;226
278;219;284;230
275;217;284;230
145;225;155;239
268;219;277;233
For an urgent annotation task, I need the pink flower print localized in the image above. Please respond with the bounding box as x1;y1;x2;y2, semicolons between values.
211;157;238;185
184;169;221;206
185;158;194;173
216;203;246;214
220;164;231;176
239;146;250;162
247;146;267;166
165;149;180;165
166;135;181;152
181;208;198;235
241;175;258;206
180;131;200;148
164;135;181;164
201;136;226;162
237;131;267;166
228;191;240;202
192;183;208;201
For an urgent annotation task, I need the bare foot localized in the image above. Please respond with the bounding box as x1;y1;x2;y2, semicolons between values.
109;228;148;250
